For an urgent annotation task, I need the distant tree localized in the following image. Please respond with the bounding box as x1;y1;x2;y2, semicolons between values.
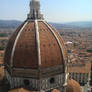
0;46;5;50
73;43;78;47
0;33;8;37
67;50;71;53
87;49;92;53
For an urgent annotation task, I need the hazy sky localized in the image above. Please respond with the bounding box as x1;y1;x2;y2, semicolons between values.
0;0;92;23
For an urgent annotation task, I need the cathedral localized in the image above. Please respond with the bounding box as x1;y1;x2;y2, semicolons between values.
4;0;81;92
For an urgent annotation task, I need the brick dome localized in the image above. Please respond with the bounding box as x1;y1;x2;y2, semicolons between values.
4;0;68;91
4;20;67;77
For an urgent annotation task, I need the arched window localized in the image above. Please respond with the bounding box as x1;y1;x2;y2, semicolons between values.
23;79;30;86
49;78;55;84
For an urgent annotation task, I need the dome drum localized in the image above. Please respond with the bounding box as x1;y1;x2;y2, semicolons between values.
5;64;64;78
5;70;65;91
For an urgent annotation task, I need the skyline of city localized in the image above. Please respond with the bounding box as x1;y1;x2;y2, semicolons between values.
0;0;92;23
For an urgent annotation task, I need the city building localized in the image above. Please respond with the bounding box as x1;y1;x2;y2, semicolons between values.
68;62;91;92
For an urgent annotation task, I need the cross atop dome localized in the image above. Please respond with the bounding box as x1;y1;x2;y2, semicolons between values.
28;0;43;20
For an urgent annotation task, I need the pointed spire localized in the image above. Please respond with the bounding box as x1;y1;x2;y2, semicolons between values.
28;0;43;20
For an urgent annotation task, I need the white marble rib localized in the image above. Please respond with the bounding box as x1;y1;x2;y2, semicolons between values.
43;21;68;87
35;20;41;66
43;21;66;62
44;21;68;86
10;22;28;67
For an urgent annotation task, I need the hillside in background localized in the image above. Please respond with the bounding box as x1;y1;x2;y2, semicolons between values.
0;20;92;30
65;21;92;28
0;20;22;28
50;22;92;29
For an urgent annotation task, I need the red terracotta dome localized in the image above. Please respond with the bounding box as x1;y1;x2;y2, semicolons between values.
4;0;68;91
4;20;67;77
66;79;81;92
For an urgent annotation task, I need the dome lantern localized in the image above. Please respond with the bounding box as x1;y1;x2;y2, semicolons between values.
28;0;43;19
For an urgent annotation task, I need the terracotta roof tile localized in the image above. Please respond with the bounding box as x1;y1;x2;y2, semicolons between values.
8;88;38;92
66;79;81;92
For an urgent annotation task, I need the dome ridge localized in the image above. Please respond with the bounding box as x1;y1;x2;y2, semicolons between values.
42;21;68;85
34;19;41;69
10;21;28;67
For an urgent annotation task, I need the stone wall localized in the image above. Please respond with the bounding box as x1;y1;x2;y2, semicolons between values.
5;70;65;91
